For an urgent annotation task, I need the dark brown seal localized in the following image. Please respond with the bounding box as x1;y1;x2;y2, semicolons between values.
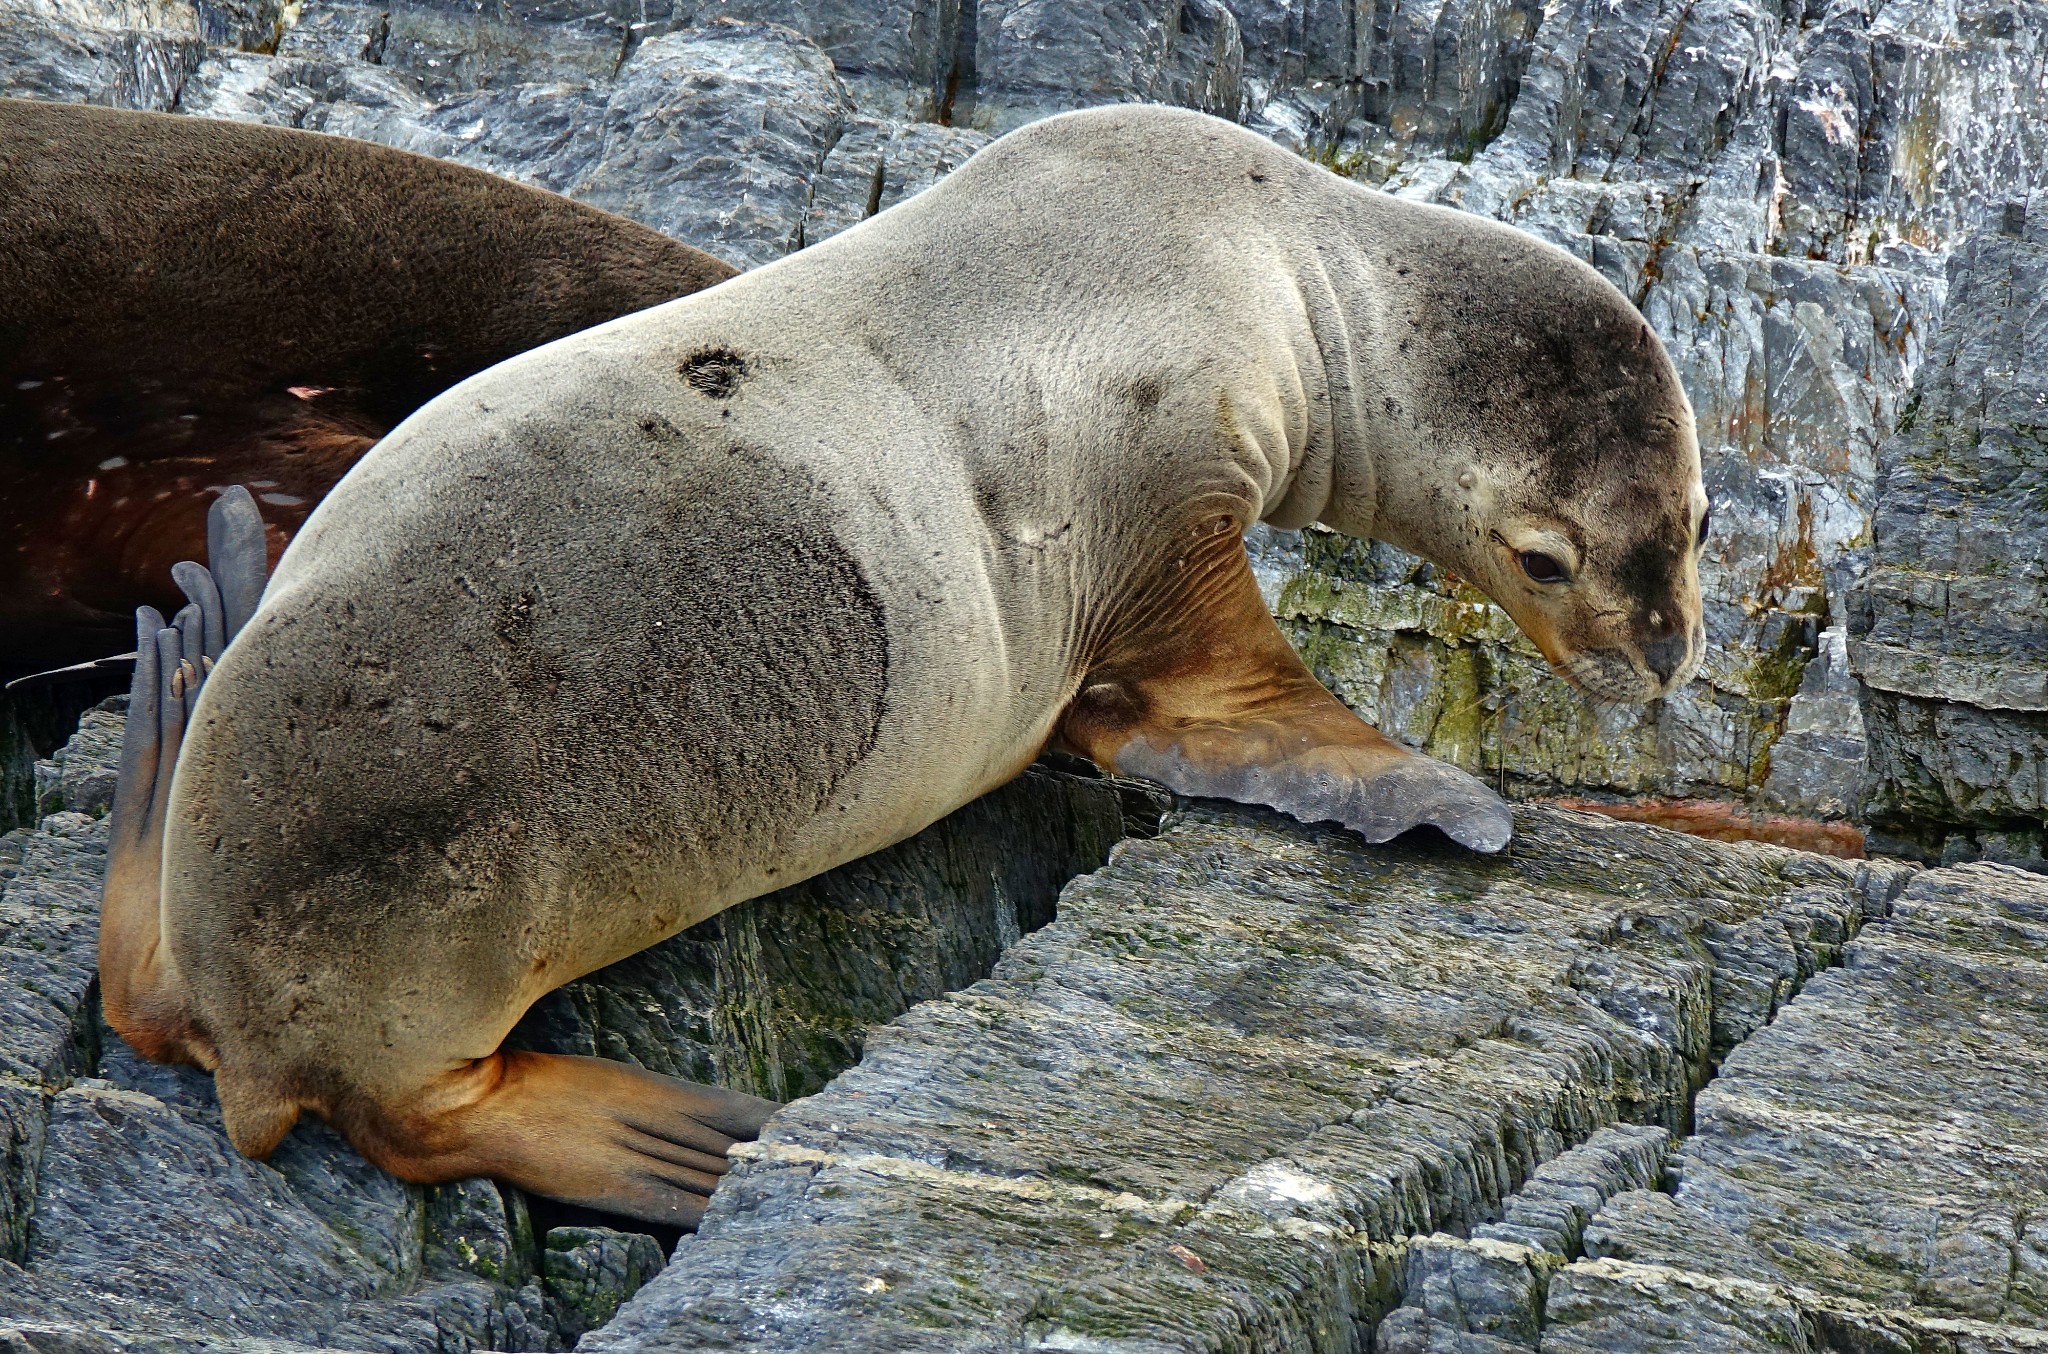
0;98;736;679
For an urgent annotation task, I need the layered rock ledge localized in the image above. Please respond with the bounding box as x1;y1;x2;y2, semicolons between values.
598;812;2047;1352
7;681;2047;1351
1854;201;2048;868
590;799;1931;1349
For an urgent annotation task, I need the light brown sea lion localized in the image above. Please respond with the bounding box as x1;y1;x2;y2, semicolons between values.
106;106;1706;1228
0;97;735;681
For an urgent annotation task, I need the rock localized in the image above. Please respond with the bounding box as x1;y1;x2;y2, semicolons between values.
30;705;124;823
1;687;123;836
1381;857;2048;1352
540;1228;665;1340
0;706;1124;1348
1584;862;2048;1326
583;800;1912;1347
952;0;1244;133
803;114;991;245
648;0;962;118
509;763;1127;1102
1852;206;2048;867
1471;1124;1668;1258
0;6;207;108
177;22;855;270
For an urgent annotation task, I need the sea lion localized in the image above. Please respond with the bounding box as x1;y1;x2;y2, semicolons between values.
107;105;1707;1227
0;97;736;681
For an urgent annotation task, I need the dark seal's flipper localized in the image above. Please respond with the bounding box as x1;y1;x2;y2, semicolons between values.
100;489;273;1065
1056;517;1514;854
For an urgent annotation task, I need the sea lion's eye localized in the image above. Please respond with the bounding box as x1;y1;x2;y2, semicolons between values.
1518;550;1568;584
1696;504;1712;550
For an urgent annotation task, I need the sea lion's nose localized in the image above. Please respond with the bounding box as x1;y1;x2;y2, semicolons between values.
1643;630;1687;684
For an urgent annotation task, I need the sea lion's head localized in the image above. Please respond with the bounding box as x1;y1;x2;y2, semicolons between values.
1337;211;1708;703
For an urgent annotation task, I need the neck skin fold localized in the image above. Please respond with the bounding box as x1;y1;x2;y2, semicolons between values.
1257;228;1447;566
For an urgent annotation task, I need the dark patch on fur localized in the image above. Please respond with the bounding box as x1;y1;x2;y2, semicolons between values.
1399;231;1692;505
680;348;750;400
1615;532;1681;613
172;431;892;1034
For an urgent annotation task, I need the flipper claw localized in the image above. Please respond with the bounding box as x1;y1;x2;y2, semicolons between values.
171;604;204;724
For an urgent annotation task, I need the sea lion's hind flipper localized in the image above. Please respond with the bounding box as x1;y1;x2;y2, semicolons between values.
206;484;269;641
336;1052;779;1230
100;607;202;1058
100;487;272;1062
1055;527;1513;853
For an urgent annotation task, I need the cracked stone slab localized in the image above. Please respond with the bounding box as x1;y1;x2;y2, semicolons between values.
1276;861;2048;1353
1577;862;2048;1336
587;801;1910;1349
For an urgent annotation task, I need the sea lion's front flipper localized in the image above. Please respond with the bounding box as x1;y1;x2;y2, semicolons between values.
100;489;272;1061
1056;523;1514;853
332;1051;779;1230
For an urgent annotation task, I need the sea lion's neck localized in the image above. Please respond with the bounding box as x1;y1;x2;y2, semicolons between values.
1280;214;1467;570
1256;248;1368;536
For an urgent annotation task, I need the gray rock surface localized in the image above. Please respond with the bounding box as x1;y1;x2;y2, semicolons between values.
803;114;991;244
583;799;1914;1348
0;704;1123;1350
5;691;2036;1353
1343;857;2048;1352
1851;204;2048;866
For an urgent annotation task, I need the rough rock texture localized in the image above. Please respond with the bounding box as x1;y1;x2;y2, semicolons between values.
508;760;1130;1104
6;698;2036;1352
1377;858;2048;1352
1851;205;2048;866
0;692;110;837
0;704;1122;1350
583;799;1914;1348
